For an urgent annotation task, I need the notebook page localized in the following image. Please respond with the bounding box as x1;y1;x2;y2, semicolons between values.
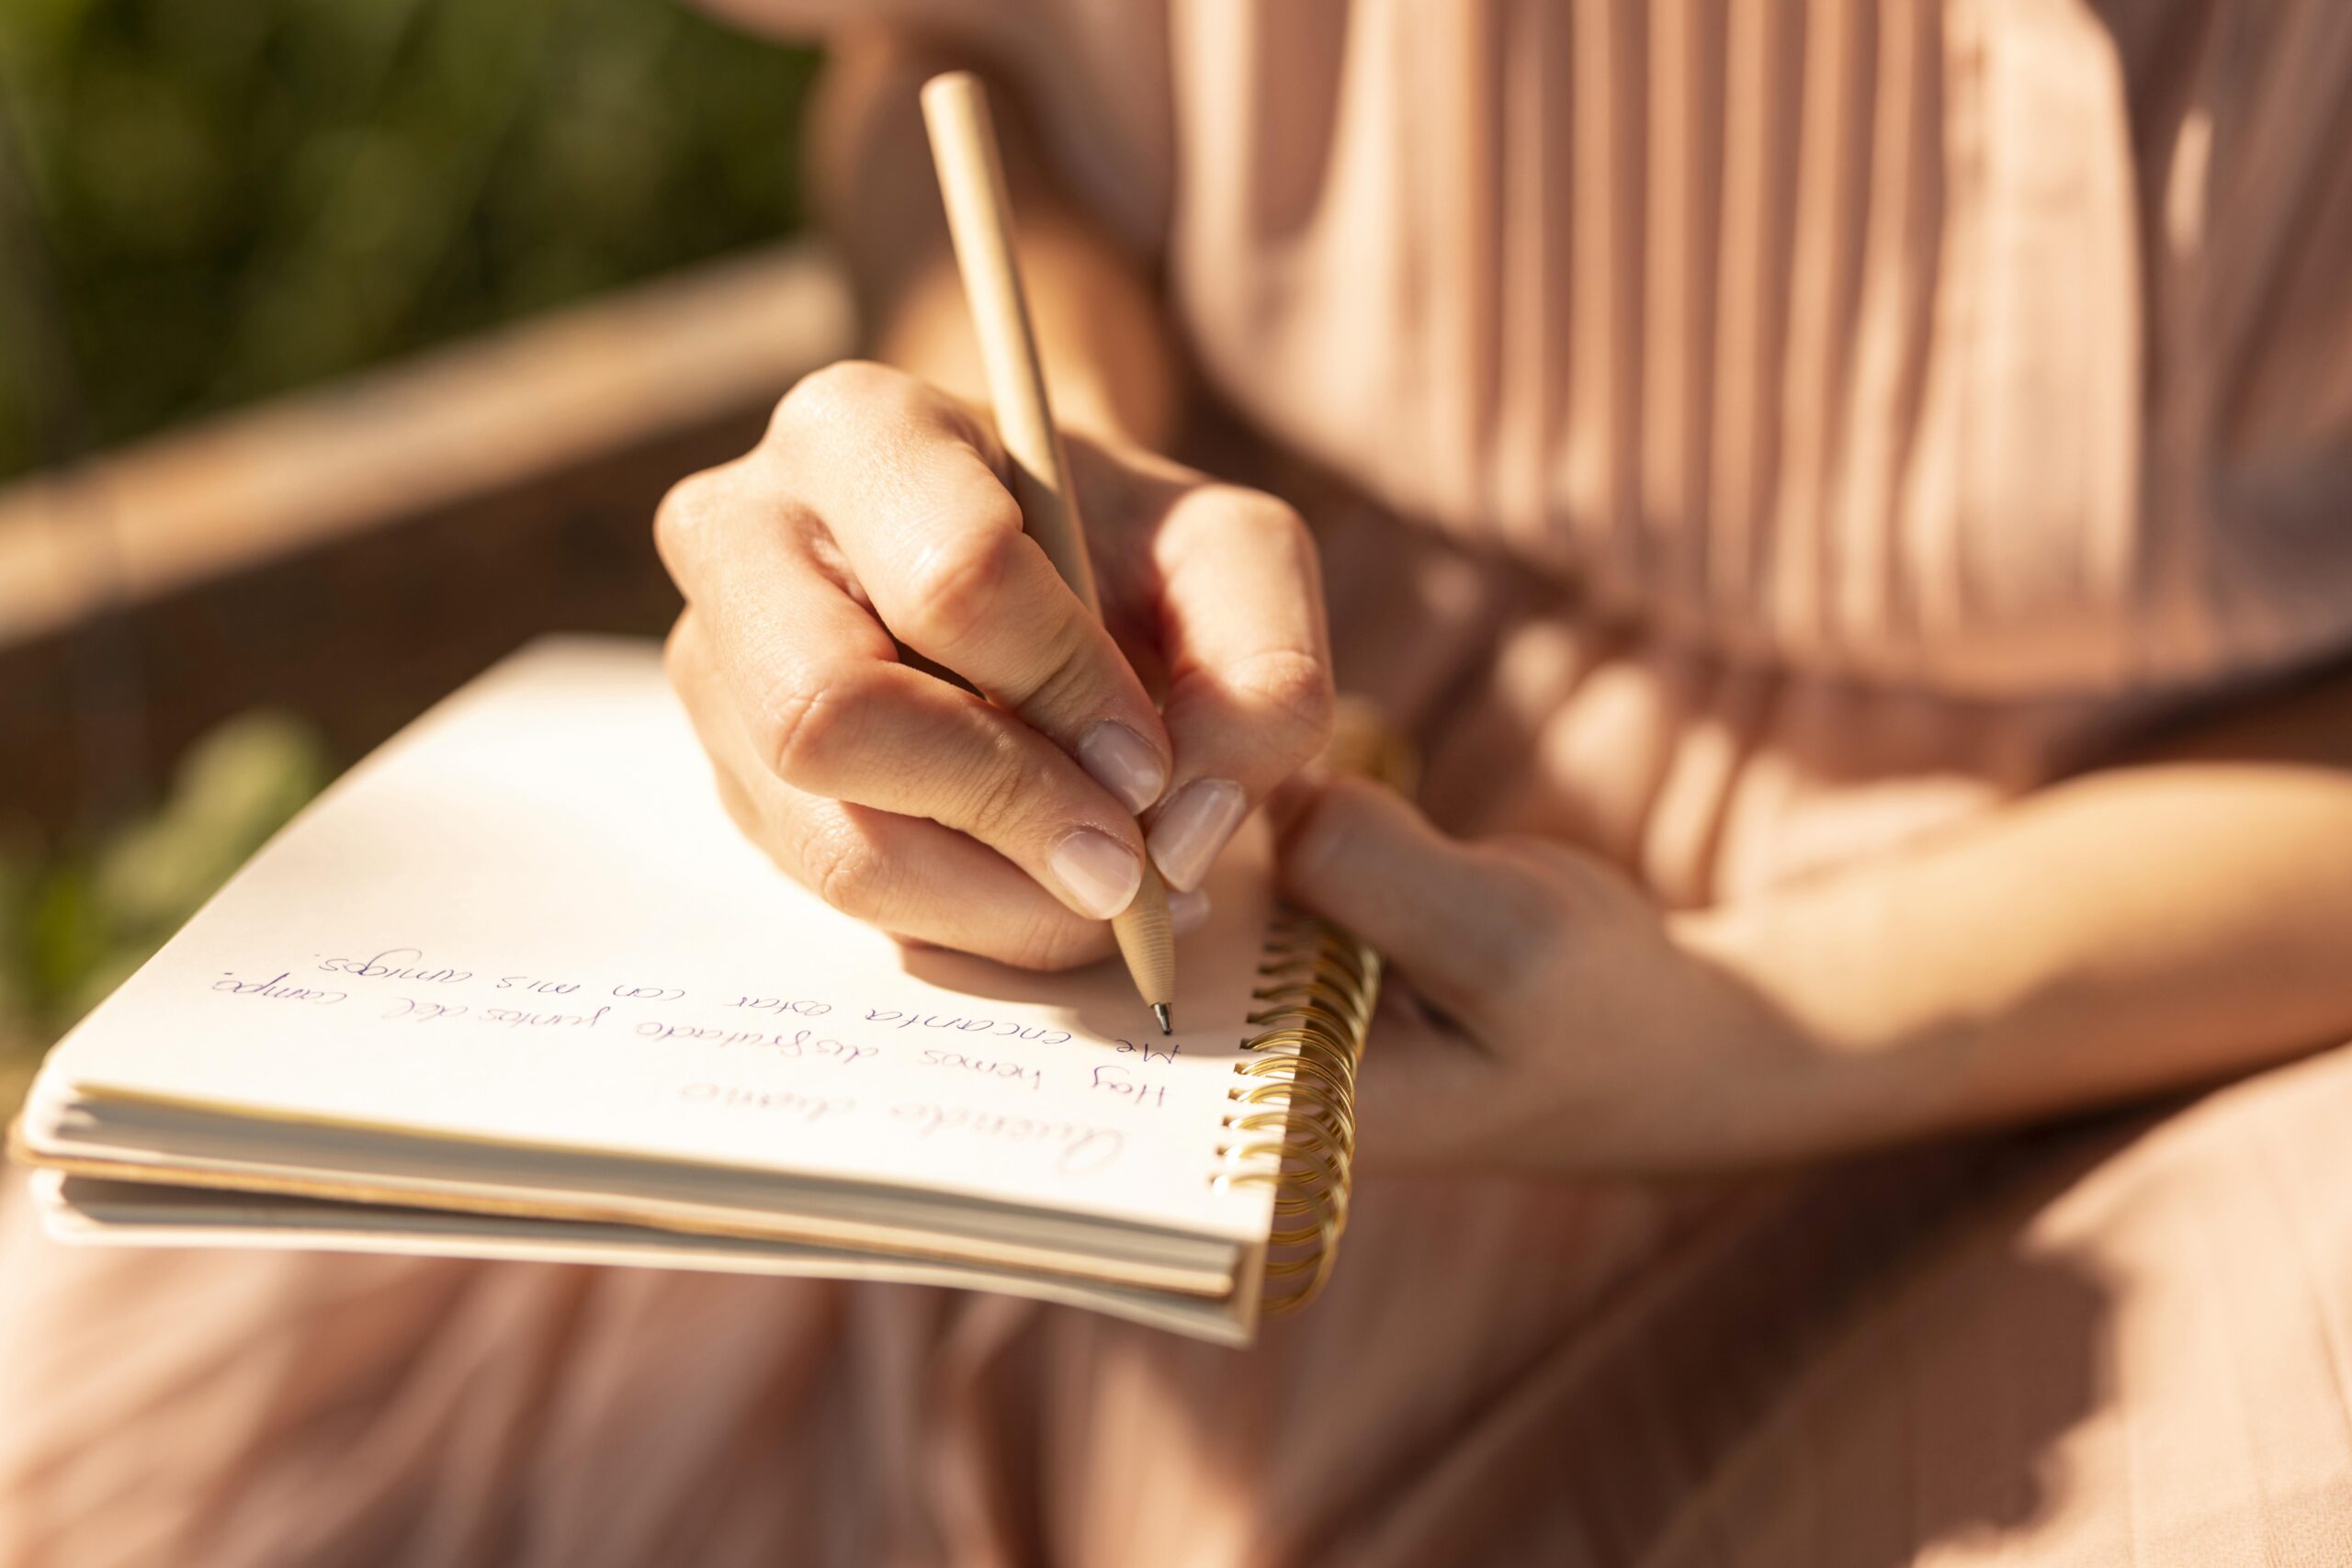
31;638;1278;1246
40;1174;1255;1346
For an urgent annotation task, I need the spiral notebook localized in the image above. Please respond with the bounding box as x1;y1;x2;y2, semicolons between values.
10;638;1385;1346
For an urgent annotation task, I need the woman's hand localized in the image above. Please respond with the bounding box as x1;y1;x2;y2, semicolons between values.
659;360;1334;969
1284;648;2352;1175
1278;777;1828;1174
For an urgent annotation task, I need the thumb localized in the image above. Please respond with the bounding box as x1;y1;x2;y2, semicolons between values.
1273;776;1552;1021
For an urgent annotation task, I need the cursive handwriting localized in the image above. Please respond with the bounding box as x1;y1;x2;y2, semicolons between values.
214;970;345;1004
1089;1063;1168;1111
725;996;831;1017
635;1020;876;1066
497;975;580;995
318;948;470;984
382;998;466;1022
478;1004;609;1030
888;1101;1123;1176
868;1010;1069;1043
919;1048;1043;1093
679;1083;854;1123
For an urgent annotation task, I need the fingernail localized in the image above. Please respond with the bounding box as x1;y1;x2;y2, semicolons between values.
1049;829;1143;919
1077;721;1167;814
1148;778;1247;892
1169;886;1212;935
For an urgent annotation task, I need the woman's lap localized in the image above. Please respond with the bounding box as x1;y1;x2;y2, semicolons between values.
6;1045;2352;1567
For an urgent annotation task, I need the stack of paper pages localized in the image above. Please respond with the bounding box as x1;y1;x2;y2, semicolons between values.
13;639;1324;1345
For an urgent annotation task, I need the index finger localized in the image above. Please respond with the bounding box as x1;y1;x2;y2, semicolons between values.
775;364;1175;816
1140;478;1337;889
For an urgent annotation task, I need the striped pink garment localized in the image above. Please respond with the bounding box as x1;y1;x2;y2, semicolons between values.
6;4;2352;1562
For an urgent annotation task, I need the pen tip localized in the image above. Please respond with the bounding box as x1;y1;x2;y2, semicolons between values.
1152;1003;1173;1035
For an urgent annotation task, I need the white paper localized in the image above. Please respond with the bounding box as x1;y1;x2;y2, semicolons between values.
29;638;1277;1246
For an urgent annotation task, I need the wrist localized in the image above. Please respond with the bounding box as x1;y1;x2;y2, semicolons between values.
1670;897;1969;1162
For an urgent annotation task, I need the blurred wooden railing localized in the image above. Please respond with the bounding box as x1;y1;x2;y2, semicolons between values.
0;243;854;834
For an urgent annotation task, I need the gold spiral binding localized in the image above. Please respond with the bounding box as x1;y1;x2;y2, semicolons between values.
1219;911;1379;1314
1219;696;1415;1317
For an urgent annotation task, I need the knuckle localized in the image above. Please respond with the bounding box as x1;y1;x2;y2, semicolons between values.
752;667;876;789
651;466;729;581
1238;486;1310;543
1207;485;1316;558
901;525;1023;651
801;818;889;921
1235;645;1337;760
1008;615;1096;715
951;733;1037;845
768;358;906;446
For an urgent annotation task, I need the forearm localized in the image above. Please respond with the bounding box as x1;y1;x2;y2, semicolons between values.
807;39;1181;447
1689;669;2352;1156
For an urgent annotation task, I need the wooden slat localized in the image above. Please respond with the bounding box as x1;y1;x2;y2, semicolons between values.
1;243;853;834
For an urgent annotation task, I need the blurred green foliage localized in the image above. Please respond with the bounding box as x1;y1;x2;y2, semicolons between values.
0;0;820;478
0;0;821;1103
1;712;331;1111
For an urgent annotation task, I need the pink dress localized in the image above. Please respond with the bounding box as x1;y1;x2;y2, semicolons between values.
7;3;2352;1562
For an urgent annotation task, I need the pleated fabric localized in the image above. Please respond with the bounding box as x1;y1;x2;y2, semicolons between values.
1163;0;2352;699
6;4;2352;1563
737;0;2352;900
13;1047;2352;1565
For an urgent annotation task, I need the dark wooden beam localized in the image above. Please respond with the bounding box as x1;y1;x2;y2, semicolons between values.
0;244;852;835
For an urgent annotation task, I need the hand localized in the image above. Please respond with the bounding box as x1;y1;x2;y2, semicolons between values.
1277;778;1830;1174
658;360;1334;968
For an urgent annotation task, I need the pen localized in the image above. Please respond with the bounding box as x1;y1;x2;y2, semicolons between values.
920;71;1178;1033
